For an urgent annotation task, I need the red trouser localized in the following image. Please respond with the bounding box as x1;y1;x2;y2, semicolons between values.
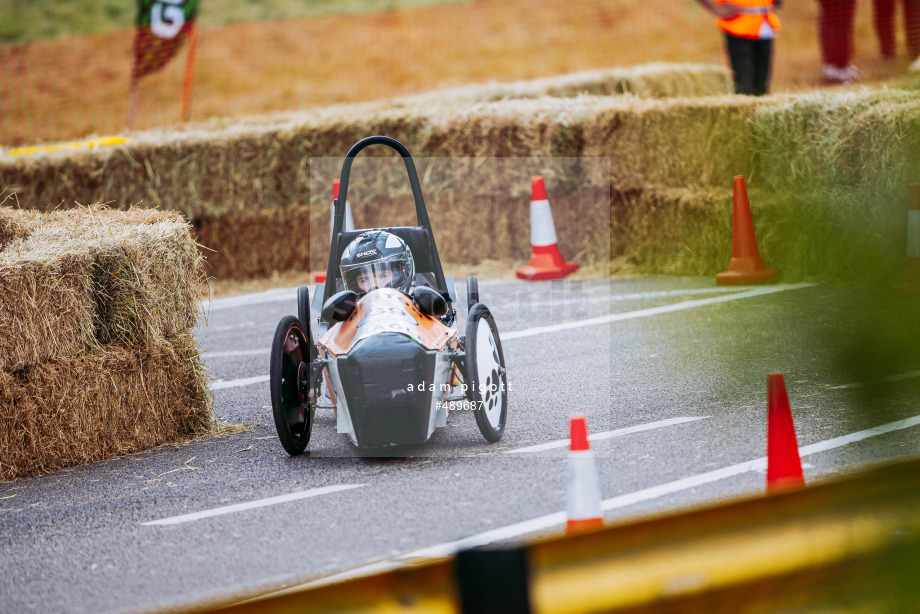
818;0;857;67
873;0;920;57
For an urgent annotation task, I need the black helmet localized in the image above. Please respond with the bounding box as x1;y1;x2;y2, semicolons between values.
340;231;415;296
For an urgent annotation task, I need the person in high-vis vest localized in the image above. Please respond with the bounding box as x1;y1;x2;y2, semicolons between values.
695;0;782;96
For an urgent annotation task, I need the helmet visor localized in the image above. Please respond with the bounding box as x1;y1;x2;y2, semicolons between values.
342;261;406;294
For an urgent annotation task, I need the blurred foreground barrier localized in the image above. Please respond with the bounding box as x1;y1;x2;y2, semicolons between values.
188;456;920;614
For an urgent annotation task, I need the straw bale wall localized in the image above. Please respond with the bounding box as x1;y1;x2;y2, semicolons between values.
383;64;732;106
0;206;212;480
1;66;919;283
194;206;312;279
610;180;915;283
583;96;763;191
0;64;733;219
610;187;733;276
0;336;210;480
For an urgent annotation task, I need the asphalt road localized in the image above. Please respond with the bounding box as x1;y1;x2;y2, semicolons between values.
1;277;919;614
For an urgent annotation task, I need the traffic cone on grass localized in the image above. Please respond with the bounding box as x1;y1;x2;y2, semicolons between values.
566;415;603;534
766;372;805;492
516;176;579;281
314;180;355;283
716;176;776;285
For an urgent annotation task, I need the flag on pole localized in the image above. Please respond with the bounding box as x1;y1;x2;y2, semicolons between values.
132;0;200;81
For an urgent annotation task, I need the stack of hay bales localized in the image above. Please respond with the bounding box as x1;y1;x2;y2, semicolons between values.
0;64;730;280
0;206;212;481
3;65;919;283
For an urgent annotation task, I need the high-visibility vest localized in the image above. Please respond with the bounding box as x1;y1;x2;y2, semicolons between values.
716;0;781;39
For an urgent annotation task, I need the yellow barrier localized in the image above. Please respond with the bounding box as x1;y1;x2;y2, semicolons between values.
179;457;920;614
7;136;127;157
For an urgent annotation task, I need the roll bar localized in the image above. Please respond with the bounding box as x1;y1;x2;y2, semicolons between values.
323;136;448;302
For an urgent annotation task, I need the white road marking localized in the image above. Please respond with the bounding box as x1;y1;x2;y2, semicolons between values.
199;281;745;318
829;370;920;389
141;484;365;526
206;285;811;386
207;321;259;332
608;287;758;301
212;375;270;390
489;288;741;310
200;287;297;312
797;415;920;455
206;348;271;358
301;412;920;588
503;416;709;454
501;284;814;340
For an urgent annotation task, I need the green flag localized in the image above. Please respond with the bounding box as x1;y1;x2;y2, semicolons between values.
132;0;200;81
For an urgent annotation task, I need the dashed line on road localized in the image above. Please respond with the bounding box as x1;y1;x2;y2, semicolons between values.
141;484;365;526
207;284;813;389
206;348;271;358
608;286;760;301
300;412;920;588
503;416;709;454
200;287;297;312
212;375;269;390
829;369;920;389
501;284;813;340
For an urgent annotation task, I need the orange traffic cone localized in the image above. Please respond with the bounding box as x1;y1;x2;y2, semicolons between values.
766;372;805;492
315;180;355;283
566;415;603;534
516;176;579;281
904;183;920;286
716;176;776;285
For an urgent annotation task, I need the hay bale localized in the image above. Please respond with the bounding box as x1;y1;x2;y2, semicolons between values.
419;97;602;159
0;207;40;246
306;156;610;273
193;206;312;279
584;95;767;191
0;216;98;373
611;184;907;284
0;65;728;218
2;74;917;284
752;90;920;195
0;206;205;359
404;63;731;104
610;187;732;276
74;209;205;346
747;90;920;283
0;336;212;481
0;213;18;249
0;206;212;480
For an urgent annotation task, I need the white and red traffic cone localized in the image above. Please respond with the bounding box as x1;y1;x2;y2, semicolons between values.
516;176;579;281
315;179;355;283
566;415;603;534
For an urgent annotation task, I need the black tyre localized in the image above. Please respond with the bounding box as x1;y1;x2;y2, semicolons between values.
270;315;314;455
466;276;479;313
465;303;507;442
297;285;315;359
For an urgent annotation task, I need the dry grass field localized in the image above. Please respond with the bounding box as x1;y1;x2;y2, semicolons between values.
1;0;918;146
